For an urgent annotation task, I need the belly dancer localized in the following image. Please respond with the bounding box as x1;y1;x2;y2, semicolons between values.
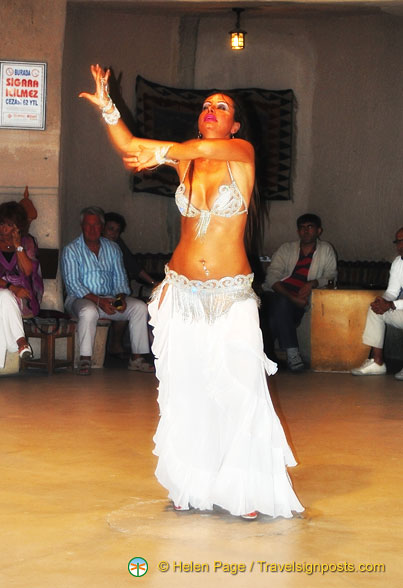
80;65;304;520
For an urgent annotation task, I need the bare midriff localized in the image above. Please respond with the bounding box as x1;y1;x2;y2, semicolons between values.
169;213;251;281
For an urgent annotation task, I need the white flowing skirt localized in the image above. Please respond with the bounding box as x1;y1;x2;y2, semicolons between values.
148;283;304;518
0;290;25;368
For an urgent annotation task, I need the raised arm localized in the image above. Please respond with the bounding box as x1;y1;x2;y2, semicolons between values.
79;64;176;156
12;225;33;276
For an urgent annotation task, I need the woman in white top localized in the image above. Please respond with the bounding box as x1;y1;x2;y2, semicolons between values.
80;64;304;520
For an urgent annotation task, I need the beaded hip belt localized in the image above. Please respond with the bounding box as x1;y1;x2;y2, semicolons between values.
151;265;259;323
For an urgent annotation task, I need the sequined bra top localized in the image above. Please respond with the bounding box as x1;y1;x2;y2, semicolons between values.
175;161;248;239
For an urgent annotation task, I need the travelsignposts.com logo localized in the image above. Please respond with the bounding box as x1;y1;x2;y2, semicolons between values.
128;557;148;577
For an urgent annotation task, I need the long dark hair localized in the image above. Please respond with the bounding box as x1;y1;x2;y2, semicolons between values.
227;93;265;258
188;92;264;257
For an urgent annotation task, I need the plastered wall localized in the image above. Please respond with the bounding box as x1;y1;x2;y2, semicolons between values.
309;14;403;260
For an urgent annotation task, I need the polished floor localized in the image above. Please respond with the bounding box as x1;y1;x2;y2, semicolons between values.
0;365;402;588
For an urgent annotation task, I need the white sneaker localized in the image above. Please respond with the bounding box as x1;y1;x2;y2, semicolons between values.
128;357;155;373
351;359;386;376
394;368;403;381
286;348;305;372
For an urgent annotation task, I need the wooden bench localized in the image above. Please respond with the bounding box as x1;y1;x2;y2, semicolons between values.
310;289;383;372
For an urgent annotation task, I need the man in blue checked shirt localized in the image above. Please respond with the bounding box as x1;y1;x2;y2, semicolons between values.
61;206;154;375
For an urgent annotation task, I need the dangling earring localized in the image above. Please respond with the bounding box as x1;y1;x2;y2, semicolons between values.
230;133;235;139
197;131;203;139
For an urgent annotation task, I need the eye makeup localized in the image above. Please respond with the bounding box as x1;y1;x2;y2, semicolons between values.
202;99;231;112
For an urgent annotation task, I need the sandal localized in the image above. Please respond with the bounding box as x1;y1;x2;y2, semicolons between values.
77;359;91;376
18;344;33;359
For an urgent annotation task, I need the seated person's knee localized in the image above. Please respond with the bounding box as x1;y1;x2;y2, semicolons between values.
78;301;99;322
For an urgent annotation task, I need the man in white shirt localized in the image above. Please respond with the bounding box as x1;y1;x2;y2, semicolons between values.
262;214;337;372
352;226;403;380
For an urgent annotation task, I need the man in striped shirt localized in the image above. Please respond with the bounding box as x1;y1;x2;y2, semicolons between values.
61;207;154;375
262;214;337;372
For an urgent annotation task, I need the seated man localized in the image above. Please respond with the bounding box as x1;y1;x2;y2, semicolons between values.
262;213;337;372
352;226;403;380
61;206;154;375
103;212;157;287
102;211;157;357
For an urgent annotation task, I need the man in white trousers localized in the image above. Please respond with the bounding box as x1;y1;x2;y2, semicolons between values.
351;226;403;380
61;206;154;375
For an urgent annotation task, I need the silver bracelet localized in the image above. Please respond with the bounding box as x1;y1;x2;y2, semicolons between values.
155;144;178;165
102;103;121;125
101;97;113;113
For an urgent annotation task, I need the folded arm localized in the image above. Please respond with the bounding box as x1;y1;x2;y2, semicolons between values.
124;137;254;171
383;259;403;310
272;281;308;308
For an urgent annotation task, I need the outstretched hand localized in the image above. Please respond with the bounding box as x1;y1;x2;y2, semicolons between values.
78;64;111;109
123;145;158;172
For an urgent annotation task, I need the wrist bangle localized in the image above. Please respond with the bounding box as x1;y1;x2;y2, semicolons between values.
102;102;121;125
101;97;113;113
155;144;179;165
